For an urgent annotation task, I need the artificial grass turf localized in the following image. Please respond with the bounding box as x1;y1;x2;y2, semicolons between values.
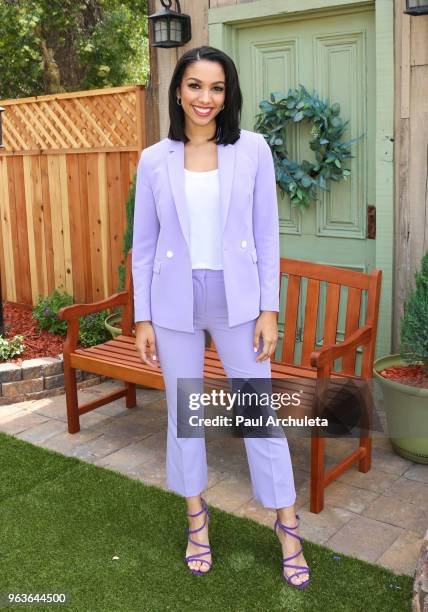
0;431;413;612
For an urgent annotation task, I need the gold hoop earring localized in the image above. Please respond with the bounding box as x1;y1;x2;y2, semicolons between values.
176;96;182;106
220;104;225;111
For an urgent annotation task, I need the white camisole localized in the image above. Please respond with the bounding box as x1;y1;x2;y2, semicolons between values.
184;168;223;270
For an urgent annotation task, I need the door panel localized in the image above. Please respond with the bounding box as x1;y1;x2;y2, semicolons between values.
238;9;375;261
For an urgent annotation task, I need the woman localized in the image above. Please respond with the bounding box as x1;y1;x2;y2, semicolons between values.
132;45;310;589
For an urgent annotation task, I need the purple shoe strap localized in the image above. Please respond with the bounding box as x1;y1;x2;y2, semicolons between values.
187;511;208;535
185;549;211;559
285;570;310;582
283;562;311;571
276;514;300;530
185;498;212;573
283;565;311;583
187;498;207;518
275;517;304;542
184;557;212;574
282;547;303;563
187;537;211;550
185;555;212;567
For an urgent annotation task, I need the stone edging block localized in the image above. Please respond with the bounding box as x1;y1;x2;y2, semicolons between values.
0;354;112;403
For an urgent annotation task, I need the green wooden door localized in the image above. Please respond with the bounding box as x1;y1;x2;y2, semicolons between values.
236;8;379;355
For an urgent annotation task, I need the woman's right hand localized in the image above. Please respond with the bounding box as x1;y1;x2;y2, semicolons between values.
135;321;159;368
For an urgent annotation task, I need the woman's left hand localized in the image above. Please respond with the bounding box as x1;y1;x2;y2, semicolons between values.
253;311;278;362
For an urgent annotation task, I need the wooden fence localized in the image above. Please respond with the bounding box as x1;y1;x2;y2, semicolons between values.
0;85;146;309
393;4;428;347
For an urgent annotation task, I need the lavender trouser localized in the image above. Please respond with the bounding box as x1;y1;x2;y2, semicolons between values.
152;268;297;509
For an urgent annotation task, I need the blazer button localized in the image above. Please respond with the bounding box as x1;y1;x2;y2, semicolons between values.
166;250;173;258
241;240;247;248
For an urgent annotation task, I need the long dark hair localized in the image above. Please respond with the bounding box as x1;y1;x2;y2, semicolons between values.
168;46;242;145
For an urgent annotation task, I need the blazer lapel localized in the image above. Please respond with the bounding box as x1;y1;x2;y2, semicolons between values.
167;138;236;250
218;141;236;234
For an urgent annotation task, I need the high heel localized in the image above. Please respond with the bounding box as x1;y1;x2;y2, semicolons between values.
184;497;212;575
274;514;310;589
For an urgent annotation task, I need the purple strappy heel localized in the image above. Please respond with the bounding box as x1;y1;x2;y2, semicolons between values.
274;514;311;589
184;497;212;575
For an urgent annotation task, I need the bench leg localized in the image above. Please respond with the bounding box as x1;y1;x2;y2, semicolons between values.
310;436;325;513
125;382;137;408
63;358;80;434
359;434;372;472
358;388;372;472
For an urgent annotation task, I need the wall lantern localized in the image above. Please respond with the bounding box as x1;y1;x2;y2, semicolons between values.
148;0;191;48
404;0;428;15
0;107;4;149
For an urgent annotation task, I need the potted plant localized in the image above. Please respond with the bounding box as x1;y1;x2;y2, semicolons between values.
373;251;428;464
104;310;127;339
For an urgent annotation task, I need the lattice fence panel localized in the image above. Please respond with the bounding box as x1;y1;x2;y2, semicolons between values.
0;86;143;152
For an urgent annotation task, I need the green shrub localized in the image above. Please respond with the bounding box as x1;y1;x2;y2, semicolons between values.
0;335;25;361
400;251;428;368
32;286;112;348
78;310;111;348
118;170;136;291
32;286;73;336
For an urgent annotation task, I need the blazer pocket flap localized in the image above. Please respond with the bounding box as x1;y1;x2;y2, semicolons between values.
153;260;161;274
250;249;258;263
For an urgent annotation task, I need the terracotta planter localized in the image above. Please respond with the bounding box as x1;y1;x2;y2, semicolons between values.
373;354;428;464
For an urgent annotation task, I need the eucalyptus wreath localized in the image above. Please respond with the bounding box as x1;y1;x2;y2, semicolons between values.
254;84;364;209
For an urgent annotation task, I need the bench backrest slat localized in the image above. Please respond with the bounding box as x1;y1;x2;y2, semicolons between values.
342;287;362;374
323;283;341;347
281;274;301;363
301;279;320;367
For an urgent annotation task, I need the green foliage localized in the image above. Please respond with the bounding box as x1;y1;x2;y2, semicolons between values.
0;334;25;361
78;310;111;347
0;0;149;99
118;170;136;291
254;84;365;210
400;251;428;368
32;285;111;347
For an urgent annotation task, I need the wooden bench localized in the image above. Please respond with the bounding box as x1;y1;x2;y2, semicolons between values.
58;249;381;513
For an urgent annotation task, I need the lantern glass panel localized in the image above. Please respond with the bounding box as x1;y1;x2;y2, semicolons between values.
154;17;169;42
170;17;183;42
170;19;183;42
406;0;428;10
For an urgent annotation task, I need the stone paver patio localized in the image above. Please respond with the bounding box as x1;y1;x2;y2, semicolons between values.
1;379;426;578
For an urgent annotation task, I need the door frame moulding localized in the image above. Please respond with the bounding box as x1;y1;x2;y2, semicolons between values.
208;0;394;357
208;0;374;26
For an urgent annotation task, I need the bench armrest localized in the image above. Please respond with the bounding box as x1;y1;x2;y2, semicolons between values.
310;325;373;369
58;291;130;321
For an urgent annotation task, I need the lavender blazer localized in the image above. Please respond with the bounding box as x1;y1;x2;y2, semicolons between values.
132;128;280;332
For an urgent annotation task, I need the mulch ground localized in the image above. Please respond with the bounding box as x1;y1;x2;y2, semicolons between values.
379;364;428;389
0;301;82;366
